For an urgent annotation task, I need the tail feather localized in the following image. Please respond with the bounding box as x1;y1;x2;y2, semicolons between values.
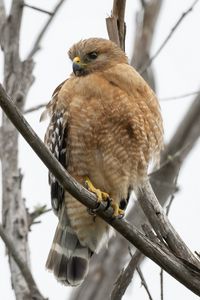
46;205;92;286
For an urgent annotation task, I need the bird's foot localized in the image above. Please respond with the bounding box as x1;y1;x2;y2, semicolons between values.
85;177;111;214
111;202;125;219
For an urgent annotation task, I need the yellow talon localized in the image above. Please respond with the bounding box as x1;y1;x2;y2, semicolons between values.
85;177;109;203
111;202;125;217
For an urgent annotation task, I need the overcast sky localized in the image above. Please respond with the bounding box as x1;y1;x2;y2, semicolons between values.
1;0;200;299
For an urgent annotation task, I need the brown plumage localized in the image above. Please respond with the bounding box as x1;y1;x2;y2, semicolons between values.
43;38;163;286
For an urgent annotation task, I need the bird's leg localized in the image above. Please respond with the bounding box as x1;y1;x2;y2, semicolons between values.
85;177;124;218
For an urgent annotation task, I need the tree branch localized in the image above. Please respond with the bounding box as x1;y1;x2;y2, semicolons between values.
0;223;47;300
139;0;200;75
24;103;47;115
1;85;200;295
23;3;53;16
136;266;154;300
27;0;67;59
106;0;126;50
160;90;200;101
131;0;163;89
27;205;51;229
111;250;142;300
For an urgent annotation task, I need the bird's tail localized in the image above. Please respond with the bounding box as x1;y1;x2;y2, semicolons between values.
46;205;92;286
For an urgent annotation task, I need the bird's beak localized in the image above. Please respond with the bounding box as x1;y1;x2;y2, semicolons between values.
72;56;86;76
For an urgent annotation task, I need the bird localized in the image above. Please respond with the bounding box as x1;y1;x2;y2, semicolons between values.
42;37;163;287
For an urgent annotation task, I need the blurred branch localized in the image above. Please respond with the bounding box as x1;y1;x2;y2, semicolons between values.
131;0;163;89
136;266;154;300
106;0;126;50
160;90;200;101
111;250;142;300
24;103;47;114
27;205;51;229
0;223;47;300
27;0;67;59
140;0;200;75
23;3;53;15
1;84;200;295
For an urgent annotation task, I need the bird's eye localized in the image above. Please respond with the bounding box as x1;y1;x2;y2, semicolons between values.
87;52;98;60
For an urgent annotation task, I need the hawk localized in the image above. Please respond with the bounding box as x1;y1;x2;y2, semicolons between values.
43;38;163;286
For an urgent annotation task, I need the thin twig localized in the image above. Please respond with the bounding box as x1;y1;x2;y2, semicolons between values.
24;103;47;114
136;266;154;300
23;4;53;15
0;223;47;300
27;0;67;59
27;205;51;230
140;0;200;75
159;90;200;101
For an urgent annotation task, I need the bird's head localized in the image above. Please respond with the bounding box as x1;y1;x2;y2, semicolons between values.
68;38;128;76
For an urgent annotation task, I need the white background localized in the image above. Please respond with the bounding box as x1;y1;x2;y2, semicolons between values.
0;0;200;299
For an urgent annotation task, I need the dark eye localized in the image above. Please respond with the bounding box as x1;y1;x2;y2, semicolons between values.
87;52;98;60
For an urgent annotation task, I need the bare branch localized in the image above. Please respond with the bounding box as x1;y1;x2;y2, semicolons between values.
160;90;200;101
106;0;126;50
27;205;51;229
136;266;154;300
24;103;47;114
140;0;200;75
111;250;142;300
23;3;53;16
1;85;200;296
0;223;47;300
27;0;67;59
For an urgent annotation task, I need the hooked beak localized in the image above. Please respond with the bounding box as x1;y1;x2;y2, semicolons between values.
72;56;86;76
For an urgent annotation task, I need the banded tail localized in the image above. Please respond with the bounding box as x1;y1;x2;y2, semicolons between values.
46;205;93;286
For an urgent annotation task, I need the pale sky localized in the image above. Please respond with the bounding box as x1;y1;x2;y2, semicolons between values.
1;0;200;299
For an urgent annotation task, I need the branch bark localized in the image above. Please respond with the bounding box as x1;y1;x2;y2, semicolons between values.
1;84;200;296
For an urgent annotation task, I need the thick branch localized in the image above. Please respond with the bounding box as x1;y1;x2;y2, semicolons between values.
1;86;200;296
27;0;67;59
106;0;126;50
0;223;47;300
